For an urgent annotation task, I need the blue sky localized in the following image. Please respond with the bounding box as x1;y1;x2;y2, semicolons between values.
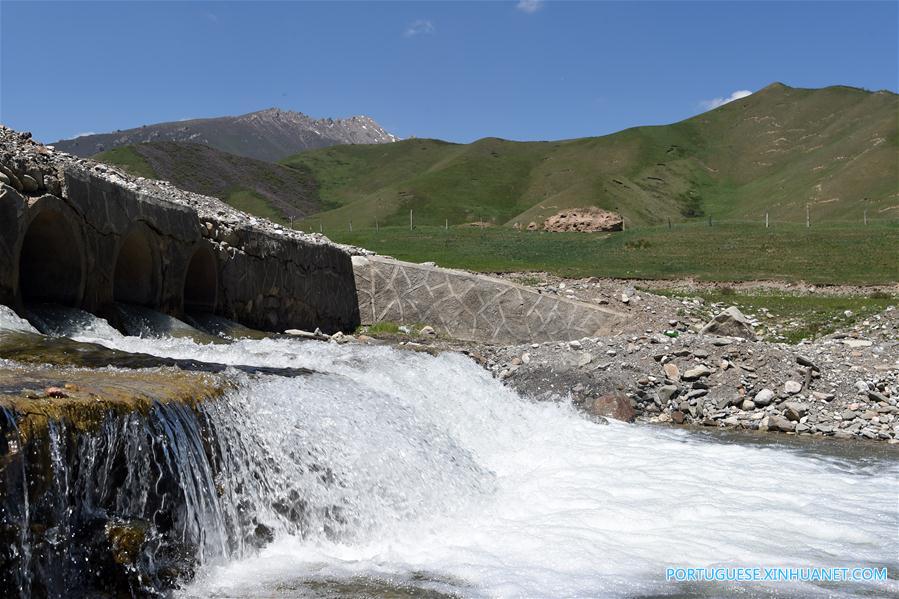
1;1;896;144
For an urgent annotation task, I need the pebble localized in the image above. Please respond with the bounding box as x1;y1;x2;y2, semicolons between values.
682;365;712;380
663;363;680;381
784;380;802;395
843;339;872;348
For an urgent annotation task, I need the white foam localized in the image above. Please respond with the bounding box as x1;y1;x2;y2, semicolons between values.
177;346;896;598
0;305;39;334
24;310;899;597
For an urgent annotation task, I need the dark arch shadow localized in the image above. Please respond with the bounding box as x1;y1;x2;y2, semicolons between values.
18;209;84;305
113;224;161;307
183;245;218;313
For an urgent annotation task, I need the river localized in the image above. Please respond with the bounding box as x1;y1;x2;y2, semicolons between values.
1;305;896;597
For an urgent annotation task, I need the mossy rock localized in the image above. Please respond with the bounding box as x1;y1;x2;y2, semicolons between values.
106;519;150;565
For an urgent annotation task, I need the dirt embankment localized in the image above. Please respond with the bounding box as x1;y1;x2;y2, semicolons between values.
534;207;623;232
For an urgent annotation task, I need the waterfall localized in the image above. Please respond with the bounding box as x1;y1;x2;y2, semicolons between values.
0;305;896;597
0;388;282;596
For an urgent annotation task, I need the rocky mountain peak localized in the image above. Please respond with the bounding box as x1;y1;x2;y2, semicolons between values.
52;107;397;162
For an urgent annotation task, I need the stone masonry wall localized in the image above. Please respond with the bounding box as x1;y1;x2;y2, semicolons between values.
353;256;626;343
0;126;359;333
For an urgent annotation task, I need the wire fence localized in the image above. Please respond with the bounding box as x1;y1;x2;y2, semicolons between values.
294;209;899;236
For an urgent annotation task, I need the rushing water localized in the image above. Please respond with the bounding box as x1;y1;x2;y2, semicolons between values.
1;305;897;597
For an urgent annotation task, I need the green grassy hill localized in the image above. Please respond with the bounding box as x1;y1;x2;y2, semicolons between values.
95;142;321;223
285;83;898;229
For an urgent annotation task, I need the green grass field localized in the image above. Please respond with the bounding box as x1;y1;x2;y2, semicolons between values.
322;221;899;285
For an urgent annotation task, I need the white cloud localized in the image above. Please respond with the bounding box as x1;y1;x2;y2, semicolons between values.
700;89;753;111
404;20;435;37
516;0;543;13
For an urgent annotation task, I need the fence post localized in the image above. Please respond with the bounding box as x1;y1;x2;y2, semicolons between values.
806;204;810;228
765;212;769;228
708;215;712;227
376;219;379;232
410;209;413;231
445;218;448;230
349;220;352;232
319;223;323;234
667;217;671;230
864;209;868;225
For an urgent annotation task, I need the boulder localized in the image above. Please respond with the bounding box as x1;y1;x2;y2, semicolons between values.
330;331;352;344
20;174;39;193
754;388;775;406
542;207;623;233
868;390;889;403
656;384;679;403
700;306;757;340
0;165;23;191
765;414;796;433
783;401;809;421
586;393;636;423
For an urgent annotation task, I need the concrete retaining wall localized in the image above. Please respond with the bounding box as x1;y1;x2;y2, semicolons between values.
353;256;626;343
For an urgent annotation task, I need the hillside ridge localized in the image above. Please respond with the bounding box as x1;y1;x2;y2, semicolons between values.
284;82;898;228
95;141;322;223
54;108;397;162
96;83;898;228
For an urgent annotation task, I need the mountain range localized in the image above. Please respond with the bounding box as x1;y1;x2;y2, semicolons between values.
54;108;397;162
94;83;898;228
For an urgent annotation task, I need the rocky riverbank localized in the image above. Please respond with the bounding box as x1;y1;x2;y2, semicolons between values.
476;320;898;442
337;280;898;443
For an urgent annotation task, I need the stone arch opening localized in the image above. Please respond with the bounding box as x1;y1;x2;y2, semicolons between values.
183;245;218;313
113;225;160;306
18;209;84;305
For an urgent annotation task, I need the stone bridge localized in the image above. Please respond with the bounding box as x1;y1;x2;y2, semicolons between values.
0;133;360;333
